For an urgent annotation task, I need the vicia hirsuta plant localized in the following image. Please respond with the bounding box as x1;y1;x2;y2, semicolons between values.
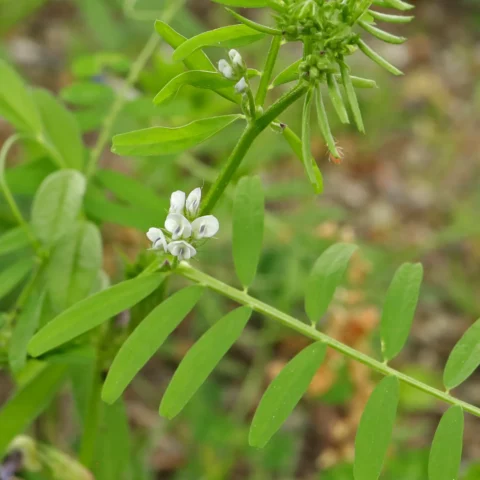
0;0;479;478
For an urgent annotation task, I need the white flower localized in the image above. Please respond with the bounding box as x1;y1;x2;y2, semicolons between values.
192;215;219;239
165;213;192;240
146;227;167;252
169;190;186;214
168;240;197;261
235;77;248;94
186;187;202;217
218;59;234;79
228;49;243;68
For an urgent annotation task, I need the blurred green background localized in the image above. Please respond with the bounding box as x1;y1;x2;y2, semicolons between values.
1;0;480;478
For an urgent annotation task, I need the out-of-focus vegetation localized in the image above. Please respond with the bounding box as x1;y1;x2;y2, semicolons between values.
0;0;479;478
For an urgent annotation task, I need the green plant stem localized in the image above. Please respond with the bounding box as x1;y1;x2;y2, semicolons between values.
79;361;102;467
6;258;47;327
256;35;282;106
0;134;42;253
85;0;185;180
176;262;480;419
200;83;308;215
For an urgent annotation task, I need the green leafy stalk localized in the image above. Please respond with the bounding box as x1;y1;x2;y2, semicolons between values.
199;83;308;215
256;35;282;106
176;262;480;419
0;134;42;253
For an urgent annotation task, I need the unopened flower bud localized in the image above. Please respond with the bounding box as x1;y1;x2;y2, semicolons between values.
235;77;248;94
228;49;244;68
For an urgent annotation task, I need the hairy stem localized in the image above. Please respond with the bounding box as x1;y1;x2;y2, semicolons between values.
200;83;308;215
0;135;42;253
85;0;185;180
176;262;480;419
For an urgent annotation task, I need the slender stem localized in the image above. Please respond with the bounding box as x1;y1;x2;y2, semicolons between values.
85;0;185;180
256;36;282;106
200;83;308;215
0;135;42;253
177;263;480;419
6;259;47;327
79;360;102;467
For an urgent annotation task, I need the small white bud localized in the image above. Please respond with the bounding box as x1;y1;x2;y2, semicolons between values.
186;187;202;217
234;77;248;94
228;49;243;68
169;190;185;214
218;59;229;72
222;65;234;79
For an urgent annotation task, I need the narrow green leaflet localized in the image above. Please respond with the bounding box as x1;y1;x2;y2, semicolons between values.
384;0;414;11
271;60;301;88
9;290;46;374
249;342;327;447
95;169;165;212
212;0;268;6
428;406;464;480
282;126;323;194
0;258;33;300
154;21;238;104
305;243;358;324
301;89;317;190
359;20;407;44
0;363;68;456
347;75;378;89
0;59;42;134
112;115;242;157
233;176;264;288
368;10;414;23
315;87;341;157
70;346;96;423
443;318;480;389
28;273;165;357
102;286;204;404
172;25;264;63
0;227;30;255
94;400;131;480
154;21;214;71
33;89;84;170
153;71;235;105
326;73;349;124
47;221;102;312
357;39;403;76
354;376;399;480
339;62;365;133
380;262;423;361
31;169;86;246
225;8;282;36
160;306;252;419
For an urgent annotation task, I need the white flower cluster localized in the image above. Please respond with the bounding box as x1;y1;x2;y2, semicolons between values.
218;49;248;94
147;188;219;262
